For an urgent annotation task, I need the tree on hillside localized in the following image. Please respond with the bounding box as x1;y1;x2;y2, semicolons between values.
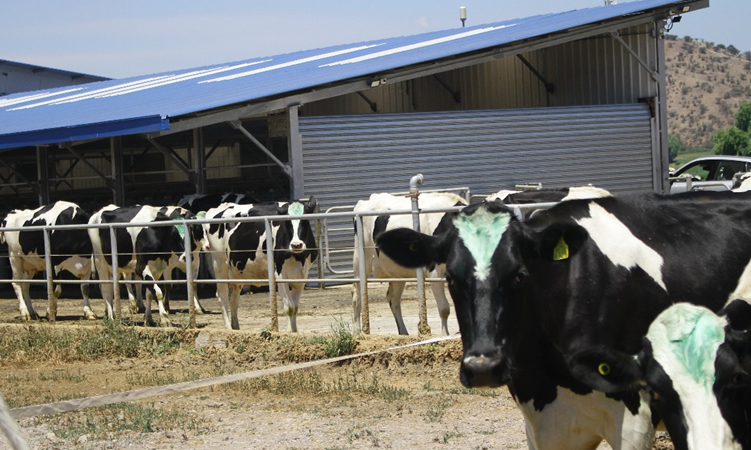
736;102;751;132
712;127;751;156
668;134;684;162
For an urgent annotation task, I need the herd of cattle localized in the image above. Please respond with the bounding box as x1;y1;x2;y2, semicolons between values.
4;185;751;448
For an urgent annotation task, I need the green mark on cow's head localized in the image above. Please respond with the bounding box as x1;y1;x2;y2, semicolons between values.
453;207;511;281
288;202;304;216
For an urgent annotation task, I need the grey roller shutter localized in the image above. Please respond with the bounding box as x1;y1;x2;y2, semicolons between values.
300;103;653;274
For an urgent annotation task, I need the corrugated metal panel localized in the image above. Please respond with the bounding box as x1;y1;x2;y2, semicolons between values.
0;0;701;149
301;103;653;272
303;23;658;116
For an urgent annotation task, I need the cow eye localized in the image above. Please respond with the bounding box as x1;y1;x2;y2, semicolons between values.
514;269;528;285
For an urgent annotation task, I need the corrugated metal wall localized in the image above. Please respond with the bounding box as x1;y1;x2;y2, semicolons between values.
302;24;657;116
301;103;653;272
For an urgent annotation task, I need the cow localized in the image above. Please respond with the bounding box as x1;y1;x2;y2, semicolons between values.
568;301;751;450
488;185;612;219
352;192;467;335
88;205;204;325
123;205;209;316
0;201;94;321
375;191;751;449
177;193;254;214
203;198;318;331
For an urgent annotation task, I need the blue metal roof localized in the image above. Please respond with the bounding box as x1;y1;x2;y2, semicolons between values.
0;0;701;150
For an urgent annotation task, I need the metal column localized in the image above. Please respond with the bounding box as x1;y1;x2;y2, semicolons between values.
288;106;305;199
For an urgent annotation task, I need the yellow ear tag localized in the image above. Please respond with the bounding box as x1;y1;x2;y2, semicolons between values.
553;237;569;261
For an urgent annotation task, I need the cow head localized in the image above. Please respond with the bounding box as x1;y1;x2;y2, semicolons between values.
377;200;589;388
568;301;751;450
277;197;317;255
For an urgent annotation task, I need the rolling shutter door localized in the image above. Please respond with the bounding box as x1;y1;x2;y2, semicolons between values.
300;103;653;274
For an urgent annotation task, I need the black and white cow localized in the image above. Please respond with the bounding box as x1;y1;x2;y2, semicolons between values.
569;301;751;450
123;205;209;316
352;192;467;335
203;198;318;331
177;193;254;215
0;201;94;320
376;191;751;449
488;186;612;219
88;205;203;325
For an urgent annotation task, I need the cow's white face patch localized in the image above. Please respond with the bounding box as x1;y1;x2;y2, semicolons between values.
288;202;305;251
576;203;666;291
454;207;511;281
647;304;735;449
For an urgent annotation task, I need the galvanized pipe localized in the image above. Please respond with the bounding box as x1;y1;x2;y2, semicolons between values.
42;228;56;323
183;224;195;328
355;214;369;334
109;226;121;320
264;218;278;332
409;174;430;335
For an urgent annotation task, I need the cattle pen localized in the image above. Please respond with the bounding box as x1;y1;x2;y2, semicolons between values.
0;193;584;450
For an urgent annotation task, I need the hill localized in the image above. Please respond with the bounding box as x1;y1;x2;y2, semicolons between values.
665;35;751;151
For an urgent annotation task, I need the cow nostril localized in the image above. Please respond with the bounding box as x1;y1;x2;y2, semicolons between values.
460;355;507;388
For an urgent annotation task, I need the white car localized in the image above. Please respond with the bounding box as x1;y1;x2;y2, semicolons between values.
669;156;751;194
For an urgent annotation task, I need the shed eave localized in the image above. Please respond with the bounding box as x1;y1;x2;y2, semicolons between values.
0;115;170;151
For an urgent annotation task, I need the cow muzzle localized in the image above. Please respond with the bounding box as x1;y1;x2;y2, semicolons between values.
459;354;509;388
289;241;306;253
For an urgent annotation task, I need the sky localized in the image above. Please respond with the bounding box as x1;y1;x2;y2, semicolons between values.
2;0;748;80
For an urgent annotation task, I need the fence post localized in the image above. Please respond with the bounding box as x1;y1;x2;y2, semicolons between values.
409;174;431;336
0;392;30;450
183;222;195;328
109;226;121;320
265;219;278;332
42;228;56;323
355;214;369;334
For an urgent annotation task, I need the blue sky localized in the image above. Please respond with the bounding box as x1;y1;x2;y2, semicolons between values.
2;0;747;79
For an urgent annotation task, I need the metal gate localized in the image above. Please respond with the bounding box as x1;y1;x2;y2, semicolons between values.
300;103;654;273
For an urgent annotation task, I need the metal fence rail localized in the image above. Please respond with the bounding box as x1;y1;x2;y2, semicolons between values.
0;193;557;333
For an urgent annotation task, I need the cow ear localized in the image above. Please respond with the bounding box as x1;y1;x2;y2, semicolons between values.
567;346;642;394
277;203;289;215
305;196;317;213
721;299;751;330
533;222;589;262
376;228;450;268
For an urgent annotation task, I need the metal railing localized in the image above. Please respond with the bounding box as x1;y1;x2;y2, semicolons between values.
0;184;558;333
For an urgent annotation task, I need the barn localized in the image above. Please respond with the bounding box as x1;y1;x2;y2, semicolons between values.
0;0;705;214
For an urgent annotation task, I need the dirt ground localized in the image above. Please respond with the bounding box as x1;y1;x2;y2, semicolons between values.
0;282;673;449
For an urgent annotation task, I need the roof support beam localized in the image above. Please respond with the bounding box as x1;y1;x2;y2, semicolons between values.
0;170;22;196
228;120;292;177
356;91;377;112
432;74;461;103
516;54;555;94
61;144;114;190
609;31;659;82
0;159;27;195
145;137;197;185
37;146;49;205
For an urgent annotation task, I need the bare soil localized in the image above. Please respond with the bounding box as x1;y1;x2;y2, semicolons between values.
0;283;672;449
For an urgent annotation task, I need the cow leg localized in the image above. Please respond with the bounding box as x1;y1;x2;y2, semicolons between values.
143;286;155;326
46;283;63;320
125;275;144;314
13;273;38;321
217;281;233;329
429;278;451;336
192;283;207;314
279;282;303;332
386;282;409;335
351;253;373;334
228;284;241;330
80;282;97;320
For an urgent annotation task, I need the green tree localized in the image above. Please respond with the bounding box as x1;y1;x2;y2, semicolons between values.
736;102;751;132
668;134;684;162
712;127;751;156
